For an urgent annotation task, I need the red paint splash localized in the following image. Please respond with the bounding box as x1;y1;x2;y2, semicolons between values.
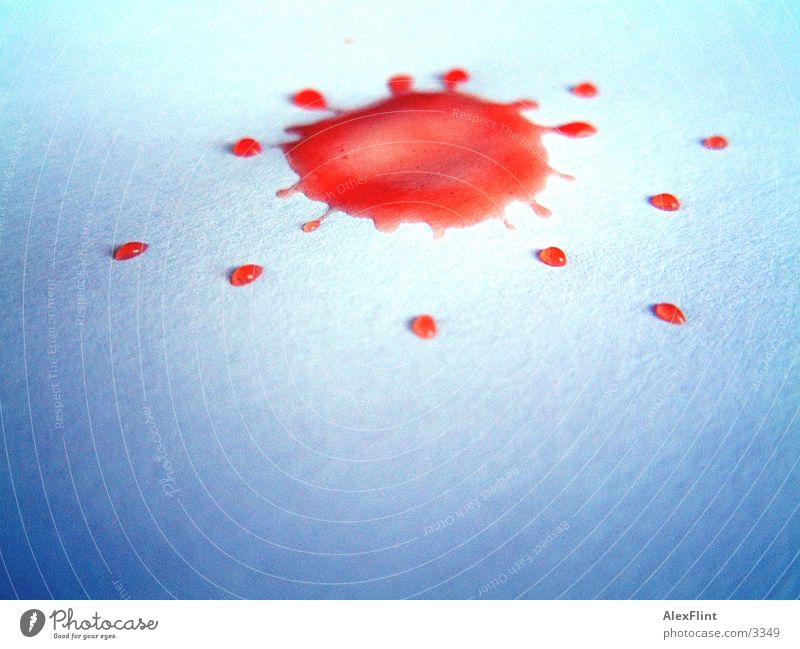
571;82;598;98
411;315;437;338
114;241;148;260
650;193;681;211
232;138;262;157
702;135;728;150
230;264;263;286
653;303;686;325
278;70;595;235
538;246;567;267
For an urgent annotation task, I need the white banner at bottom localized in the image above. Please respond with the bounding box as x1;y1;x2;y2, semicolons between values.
0;600;796;648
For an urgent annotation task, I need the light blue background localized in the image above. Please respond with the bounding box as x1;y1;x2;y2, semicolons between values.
0;0;798;599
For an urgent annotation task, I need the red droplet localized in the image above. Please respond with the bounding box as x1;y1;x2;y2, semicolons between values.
230;264;263;286
114;241;148;260
443;68;469;87
571;82;598;98
411;315;437;339
538;247;567;267
293;88;327;110
278;71;589;234
232;138;262;157
702;135;728;150
653;303;686;325
302;219;321;233
650;193;681;211
388;74;413;95
554;121;597;138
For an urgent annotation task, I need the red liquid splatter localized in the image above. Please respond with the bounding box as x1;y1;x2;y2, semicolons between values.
293;88;328;110
302;219;321;233
554;121;597;138
114;241;148;260
649;193;681;211
230;264;263;286
411;315;437;338
702;135;728;150
232;138;262;157
279;71;594;235
653;303;686;325
538;246;567;267
571;82;598;98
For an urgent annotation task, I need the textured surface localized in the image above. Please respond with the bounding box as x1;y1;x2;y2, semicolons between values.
0;0;798;599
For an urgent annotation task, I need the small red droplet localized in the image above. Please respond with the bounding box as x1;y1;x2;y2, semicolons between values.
230;264;263;286
443;68;469;87
554;121;597;138
114;241;148;260
650;193;681;211
388;74;413;94
411;315;437;339
702;135;728;150
571;82;598;98
653;303;686;325
293;88;327;110
538;247;567;267
302;219;321;233
232;138;262;157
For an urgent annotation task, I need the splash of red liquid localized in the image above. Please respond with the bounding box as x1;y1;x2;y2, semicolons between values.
114;241;148;260
571;82;598;98
650;193;681;211
653;303;686;325
232;138;262;157
279;70;595;235
538;246;567;267
411;315;437;338
702;135;728;150
230;264;263;286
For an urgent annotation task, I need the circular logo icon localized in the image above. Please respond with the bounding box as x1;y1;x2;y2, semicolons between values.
20;609;45;637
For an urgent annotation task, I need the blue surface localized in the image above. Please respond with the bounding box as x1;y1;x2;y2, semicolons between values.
0;0;799;599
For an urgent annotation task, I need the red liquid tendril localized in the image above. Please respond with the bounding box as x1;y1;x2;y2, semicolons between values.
293;88;328;110
232;138;262;157
653;303;686;325
554;122;597;138
278;70;595;235
230;264;263;286
114;241;148;261
443;68;469;88
411;315;437;338
388;74;413;95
